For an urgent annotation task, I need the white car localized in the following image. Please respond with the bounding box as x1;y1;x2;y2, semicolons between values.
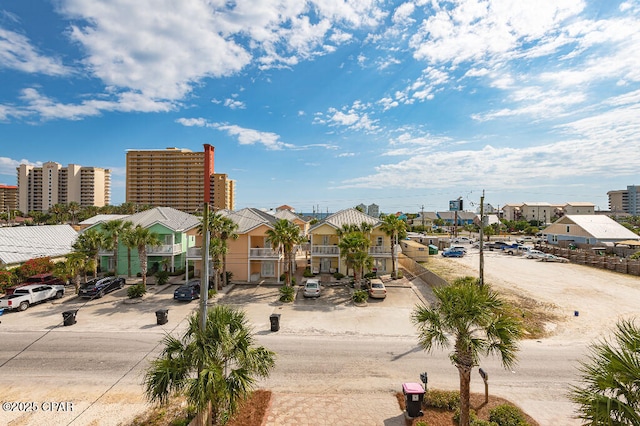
541;254;569;263
525;249;546;259
368;279;387;299
303;279;321;298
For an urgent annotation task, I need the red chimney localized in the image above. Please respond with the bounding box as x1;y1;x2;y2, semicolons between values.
203;144;215;203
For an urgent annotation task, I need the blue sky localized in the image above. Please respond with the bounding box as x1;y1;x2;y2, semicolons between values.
1;0;639;214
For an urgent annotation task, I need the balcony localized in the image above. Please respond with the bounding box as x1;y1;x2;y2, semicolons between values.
369;245;392;255
147;243;182;255
249;248;281;259
311;245;339;256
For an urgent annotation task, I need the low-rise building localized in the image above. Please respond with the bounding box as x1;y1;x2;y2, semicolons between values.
543;215;640;246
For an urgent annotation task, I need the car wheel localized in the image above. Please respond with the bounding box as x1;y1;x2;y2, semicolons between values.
98;290;105;298
56;290;64;299
119;280;125;289
19;301;29;311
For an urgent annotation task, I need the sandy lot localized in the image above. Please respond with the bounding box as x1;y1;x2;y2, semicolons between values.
429;247;640;343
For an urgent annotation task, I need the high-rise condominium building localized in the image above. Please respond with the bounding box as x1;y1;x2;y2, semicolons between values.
608;185;640;215
0;185;18;213
17;162;111;213
126;145;235;212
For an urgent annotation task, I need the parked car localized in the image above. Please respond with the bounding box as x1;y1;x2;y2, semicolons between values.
79;276;126;299
525;249;546;259
174;280;201;301
540;254;569;263
503;244;529;255
367;279;387;299
0;284;64;311
451;237;473;244
516;236;535;244
450;245;468;253
303;279;321;298
442;248;465;258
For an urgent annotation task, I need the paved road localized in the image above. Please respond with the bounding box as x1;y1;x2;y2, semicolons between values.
0;277;588;425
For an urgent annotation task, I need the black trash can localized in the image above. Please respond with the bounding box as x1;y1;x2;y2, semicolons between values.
62;310;78;326
155;309;169;325
269;313;280;332
402;382;425;418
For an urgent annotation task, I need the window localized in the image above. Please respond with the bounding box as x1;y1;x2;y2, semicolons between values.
566;226;570;233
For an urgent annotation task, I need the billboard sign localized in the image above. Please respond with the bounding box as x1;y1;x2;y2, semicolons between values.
449;199;463;211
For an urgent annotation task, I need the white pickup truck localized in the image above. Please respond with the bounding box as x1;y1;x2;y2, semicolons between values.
0;284;65;311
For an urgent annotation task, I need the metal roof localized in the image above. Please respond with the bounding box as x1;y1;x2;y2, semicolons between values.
219;208;279;233
308;208;380;232
554;215;640;240
0;225;78;266
124;207;201;232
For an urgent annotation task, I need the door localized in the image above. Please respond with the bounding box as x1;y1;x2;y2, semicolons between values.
261;261;275;277
320;258;332;273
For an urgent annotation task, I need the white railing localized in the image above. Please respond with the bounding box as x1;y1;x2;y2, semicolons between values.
311;245;339;255
187;247;202;258
369;246;391;255
147;243;182;254
249;248;280;258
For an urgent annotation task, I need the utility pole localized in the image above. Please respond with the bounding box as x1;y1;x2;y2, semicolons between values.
200;202;210;331
421;205;425;230
479;190;485;287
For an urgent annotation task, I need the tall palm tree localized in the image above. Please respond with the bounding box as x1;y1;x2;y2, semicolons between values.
73;229;107;278
412;277;523;426
67;201;81;225
338;230;371;288
199;212;239;289
128;225;161;289
379;214;407;277
144;305;276;426
569;318;640;425
121;227;137;278
266;219;304;286
102;220;133;277
64;251;88;294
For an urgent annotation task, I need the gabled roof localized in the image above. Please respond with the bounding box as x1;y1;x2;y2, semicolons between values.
416;212;438;220
125;207;200;232
273;209;306;223
308;208;380;232
437;211;477;220
0;225;78;266
220;208;279;233
521;202;553;207
552;215;640;240
564;202;595;207
79;214;129;226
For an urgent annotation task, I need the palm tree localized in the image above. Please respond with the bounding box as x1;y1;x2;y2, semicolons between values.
412;277;523;426
73;229;107;278
199;212;239;289
338;230;371;288
128;225;161;289
67;202;81;225
144;305;276;425
102;220;133;277
266;219;303;286
379;214;407;278
49;203;67;224
569;318;640;425
64;251;89;294
121;227;137;278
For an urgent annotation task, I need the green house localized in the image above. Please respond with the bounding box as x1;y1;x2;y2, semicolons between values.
86;207;201;277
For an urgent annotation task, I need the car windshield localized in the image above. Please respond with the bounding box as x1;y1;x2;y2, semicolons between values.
306;283;318;289
371;283;384;289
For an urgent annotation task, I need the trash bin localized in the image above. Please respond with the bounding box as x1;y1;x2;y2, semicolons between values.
155;309;169;325
269;313;280;332
402;382;425;418
62;310;78;326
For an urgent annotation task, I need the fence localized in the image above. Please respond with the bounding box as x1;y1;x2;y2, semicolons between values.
398;254;448;288
539;246;640;276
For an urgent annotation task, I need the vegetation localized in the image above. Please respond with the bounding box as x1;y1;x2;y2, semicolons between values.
73;228;107;279
425;389;460;410
144;306;276;426
352;289;368;304
155;270;170;286
488;404;529;426
128;225;161;289
569;318;640;425
200;212;239;290
278;285;295;303
102;220;134;278
338;227;372;289
266;219;304;287
303;268;314;278
379;214;407;278
412;277;524;426
127;283;146;298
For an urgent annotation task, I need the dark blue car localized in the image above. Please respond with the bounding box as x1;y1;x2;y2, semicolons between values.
79;276;125;299
174;280;201;301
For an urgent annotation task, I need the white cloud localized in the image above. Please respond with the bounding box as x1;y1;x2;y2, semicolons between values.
316;101;380;133
224;98;246;109
0;28;70;76
214;123;295;150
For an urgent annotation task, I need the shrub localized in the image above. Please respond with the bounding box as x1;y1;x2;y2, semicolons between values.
127;283;146;298
392;270;404;279
303;268;314;277
352;289;368;303
489;404;529;426
279;285;295;303
225;271;233;283
425;389;460;410
453;409;496;425
155;271;170;286
414;421;430;426
333;272;345;280
208;288;217;299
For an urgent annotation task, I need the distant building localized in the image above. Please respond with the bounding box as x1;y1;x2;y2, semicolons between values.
367;203;380;218
0;224;78;268
544;215;640;246
125;144;235;212
608;185;640;215
501;201;595;223
17;162;111;213
0;184;18;214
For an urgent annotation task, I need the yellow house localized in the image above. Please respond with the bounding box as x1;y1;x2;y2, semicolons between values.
308;208;394;275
